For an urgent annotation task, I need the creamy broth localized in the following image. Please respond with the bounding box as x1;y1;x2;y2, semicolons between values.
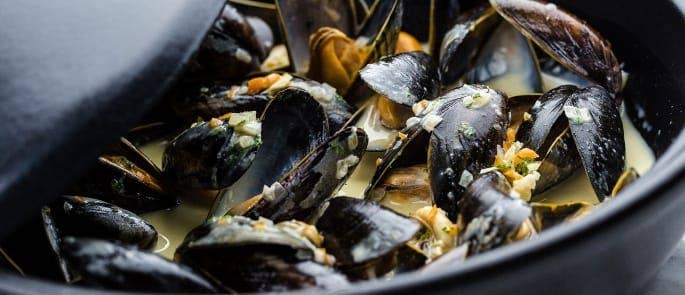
139;100;655;260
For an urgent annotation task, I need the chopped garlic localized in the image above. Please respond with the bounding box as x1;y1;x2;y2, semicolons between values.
563;105;592;124
463;91;491;109
406;116;421;127
237;135;256;148
421;114;443;132
228;111;257;127
512;171;540;201
265;73;294;95
237;121;262;137
261;182;284;201
458;170;474;188
336;155;359;179
523;112;533;121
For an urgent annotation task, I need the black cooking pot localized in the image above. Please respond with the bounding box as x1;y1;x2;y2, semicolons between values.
1;0;685;294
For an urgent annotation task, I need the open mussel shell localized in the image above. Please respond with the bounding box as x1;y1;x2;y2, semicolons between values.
276;0;357;74
208;87;330;218
364;122;428;195
465;21;542;96
490;0;622;94
315;197;421;279
531;201;592;231
187;27;261;83
508;94;540;132
216;3;273;60
534;128;581;194
517;85;577;153
60;238;218;293
176;216;349;292
438;5;501;88
343;0;404;104
429;84;508;220
163;113;262;190
360;52;440;107
564;86;625;200
371;164;432;215
172;83;271;123
69;140;175;214
243;127;368;222
44;196;157;249
459;171;532;255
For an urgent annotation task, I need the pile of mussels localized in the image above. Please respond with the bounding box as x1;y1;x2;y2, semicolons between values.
0;0;643;293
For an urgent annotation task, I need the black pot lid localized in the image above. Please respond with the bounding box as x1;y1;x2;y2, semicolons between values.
0;0;225;237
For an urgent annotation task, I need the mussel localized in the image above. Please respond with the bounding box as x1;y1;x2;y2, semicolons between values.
60;238;218;293
163;111;262;190
186;3;274;83
42;196;158;282
69;138;175;214
489;0;622;94
315;197;421;279
516;85;625;200
176;216;348;292
209;87;331;219
428;84;509;220
458;171;534;255
242;127;368;222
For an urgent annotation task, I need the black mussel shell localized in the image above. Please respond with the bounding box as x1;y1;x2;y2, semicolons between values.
517;85;577;152
246;16;274;59
60;238;218;293
315;197;421;279
70;152;175;214
176;216;349;292
429;84;508;220
564;86;625;200
465;22;542;96
187;27;260;83
46;196;157;249
244;127;368;222
534;128;580;194
276;0;357;73
508;94;540;132
288;79;355;132
438;5;501;88
428;0;463;58
208;88;330;219
163;115;261;190
360;52;440;106
216;3;273;60
172;84;271;123
490;0;622;94
364;123;428;198
459;171;531;254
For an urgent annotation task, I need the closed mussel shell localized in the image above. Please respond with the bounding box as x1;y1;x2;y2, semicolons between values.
315;197;421;279
244;127;368;222
61;238;218;293
459;171;532;254
429;84;508;220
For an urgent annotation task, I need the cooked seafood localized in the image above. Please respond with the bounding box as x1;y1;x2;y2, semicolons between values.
6;0;658;293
